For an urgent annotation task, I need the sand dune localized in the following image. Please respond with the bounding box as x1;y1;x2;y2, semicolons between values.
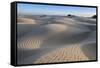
17;23;90;50
17;17;37;24
34;44;89;64
81;42;96;60
17;24;67;50
17;24;40;39
17;15;96;64
43;24;67;33
73;17;96;24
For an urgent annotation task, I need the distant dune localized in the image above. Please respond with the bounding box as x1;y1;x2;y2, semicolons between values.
17;17;37;24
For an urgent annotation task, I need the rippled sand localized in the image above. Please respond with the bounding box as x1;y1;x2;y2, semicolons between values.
34;44;89;64
17;16;96;65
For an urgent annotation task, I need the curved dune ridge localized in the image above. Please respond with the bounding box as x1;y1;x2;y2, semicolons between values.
17;23;91;51
54;17;79;25
54;17;96;26
18;37;44;50
17;24;68;50
34;44;89;64
17;16;96;64
54;17;93;32
17;17;37;24
43;24;67;33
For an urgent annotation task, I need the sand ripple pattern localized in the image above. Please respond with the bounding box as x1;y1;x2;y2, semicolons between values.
17;16;96;64
18;37;44;50
34;44;89;63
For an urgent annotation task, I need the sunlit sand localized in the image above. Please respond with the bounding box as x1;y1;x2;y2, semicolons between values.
17;15;96;64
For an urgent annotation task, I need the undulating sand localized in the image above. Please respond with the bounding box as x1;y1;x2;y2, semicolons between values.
34;44;89;64
17;17;37;24
17;15;96;64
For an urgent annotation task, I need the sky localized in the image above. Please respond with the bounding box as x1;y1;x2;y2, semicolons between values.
17;3;96;17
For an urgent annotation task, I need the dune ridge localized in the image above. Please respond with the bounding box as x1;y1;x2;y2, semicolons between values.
17;15;96;64
17;17;37;24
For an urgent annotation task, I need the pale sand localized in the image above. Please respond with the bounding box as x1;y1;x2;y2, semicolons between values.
17;16;96;64
18;37;44;50
34;44;89;64
17;23;90;50
43;24;67;33
17;17;37;24
17;24;67;50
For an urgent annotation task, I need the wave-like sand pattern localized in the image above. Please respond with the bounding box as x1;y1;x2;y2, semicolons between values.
17;23;68;50
34;44;89;64
17;23;90;50
17;16;96;64
18;37;44;50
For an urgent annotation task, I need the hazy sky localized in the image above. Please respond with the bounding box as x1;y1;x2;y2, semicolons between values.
17;3;96;17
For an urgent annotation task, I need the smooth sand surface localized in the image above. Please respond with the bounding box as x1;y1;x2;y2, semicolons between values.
81;42;96;60
43;24;67;33
17;16;96;64
17;17;37;24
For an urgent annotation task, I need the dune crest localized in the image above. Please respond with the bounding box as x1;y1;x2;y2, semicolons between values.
43;24;67;33
17;17;37;24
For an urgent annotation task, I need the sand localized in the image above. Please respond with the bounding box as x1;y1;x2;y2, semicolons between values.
34;44;89;64
17;15;97;65
17;17;37;24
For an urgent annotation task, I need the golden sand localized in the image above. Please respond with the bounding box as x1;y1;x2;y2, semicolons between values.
34;44;89;63
18;37;44;50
